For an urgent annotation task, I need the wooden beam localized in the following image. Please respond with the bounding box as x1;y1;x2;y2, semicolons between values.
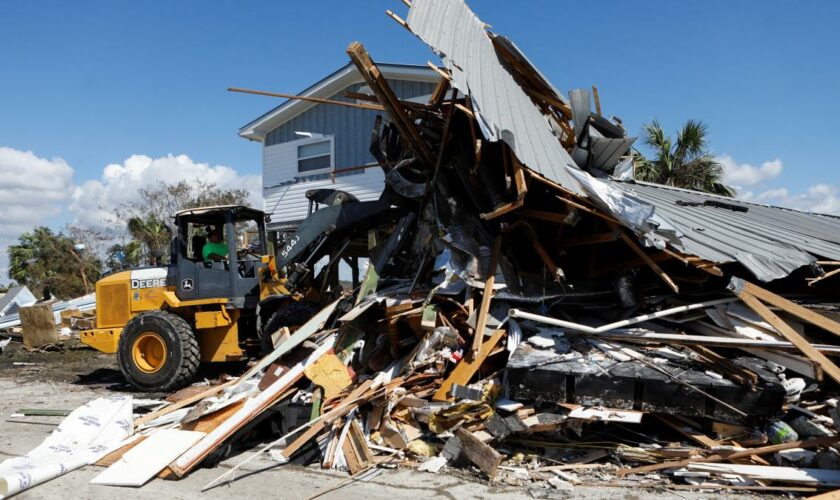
662;248;724;277
809;267;840;287
731;283;840;386
617;435;840;476
428;74;450;107
479;199;523;220
455;102;475;119
134;379;238;428
385;9;410;32
559;231;619;247
228;87;383;111
592;85;602;116
518;208;572;224
346;42;436;167
735;278;840;339
342;90;429;109
512;156;528;201
655;414;718;449
434;329;504;401
470;236;502;359
455;427;503;478
279;379;375;460
619;231;679;293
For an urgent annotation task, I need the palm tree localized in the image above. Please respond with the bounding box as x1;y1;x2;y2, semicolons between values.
127;215;170;265
633;119;734;196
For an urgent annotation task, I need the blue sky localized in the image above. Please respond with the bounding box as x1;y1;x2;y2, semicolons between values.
1;0;839;276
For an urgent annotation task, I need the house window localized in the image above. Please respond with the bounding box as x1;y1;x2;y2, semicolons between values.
297;140;332;173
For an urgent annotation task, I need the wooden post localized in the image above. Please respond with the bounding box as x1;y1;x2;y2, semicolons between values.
736;278;840;339
346;42;436;167
470;236;502;359
619;231;679;293
729;278;840;386
20;303;58;348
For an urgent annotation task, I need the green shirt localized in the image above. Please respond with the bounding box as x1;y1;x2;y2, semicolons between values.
203;240;228;262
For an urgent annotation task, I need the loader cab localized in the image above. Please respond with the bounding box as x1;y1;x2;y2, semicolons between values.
172;205;269;308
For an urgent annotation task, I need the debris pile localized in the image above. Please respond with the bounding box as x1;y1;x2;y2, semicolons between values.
6;0;840;496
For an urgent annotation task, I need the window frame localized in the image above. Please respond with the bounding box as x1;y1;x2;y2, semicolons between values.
295;136;334;177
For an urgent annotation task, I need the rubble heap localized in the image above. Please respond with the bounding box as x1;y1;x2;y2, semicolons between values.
5;0;840;496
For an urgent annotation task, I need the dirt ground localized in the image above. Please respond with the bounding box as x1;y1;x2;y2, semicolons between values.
0;339;779;499
0;339;122;386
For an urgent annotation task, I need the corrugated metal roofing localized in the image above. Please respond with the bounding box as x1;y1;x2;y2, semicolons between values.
610;180;840;281
406;0;583;195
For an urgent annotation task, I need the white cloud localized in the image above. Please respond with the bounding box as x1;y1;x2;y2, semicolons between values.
719;155;783;189
0;147;75;280
748;183;840;215
69;154;261;229
0;148;260;283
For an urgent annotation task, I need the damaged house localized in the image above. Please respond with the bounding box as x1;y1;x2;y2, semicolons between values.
237;63;441;238
6;0;840;496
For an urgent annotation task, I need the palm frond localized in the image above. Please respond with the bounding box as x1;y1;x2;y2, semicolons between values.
673;119;708;165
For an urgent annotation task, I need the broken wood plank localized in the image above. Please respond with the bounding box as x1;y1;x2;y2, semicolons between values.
687;462;840;486
731;281;840;386
227;87;383;111
617;435;840;476
734;278;840;339
171;336;337;476
591;85;602;116
134;379;238;428
280;379;376;460
559;231;619;247
655;414;718;448
479;199;524;220
342;419;374;474
347;41;436;167
434;329;505;402
454;427;503;478
470;236;502;359
518;208;573;224
619;231;679;293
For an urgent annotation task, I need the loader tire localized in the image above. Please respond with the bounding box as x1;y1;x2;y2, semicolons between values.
261;301;321;354
117;310;200;392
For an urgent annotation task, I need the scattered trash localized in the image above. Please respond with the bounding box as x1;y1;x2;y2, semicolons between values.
7;0;840;497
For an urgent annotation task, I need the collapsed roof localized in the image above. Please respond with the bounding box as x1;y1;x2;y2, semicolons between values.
403;0;836;282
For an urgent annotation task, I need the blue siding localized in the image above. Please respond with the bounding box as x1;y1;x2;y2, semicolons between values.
264;80;437;168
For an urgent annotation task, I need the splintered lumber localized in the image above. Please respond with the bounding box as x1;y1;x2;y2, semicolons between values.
20;303;58;348
279;379;376;460
470;236;502;358
733;278;840;339
618;231;679;293
342;419;374;474
346;41;436;167
730;279;840;385
617;435;840;476
809;489;840;499
687;463;840;486
228;87;384;111
171;335;337;476
134;379;237;428
92;429;206;486
434;329;505;401
454;427;503;478
655;414;718;448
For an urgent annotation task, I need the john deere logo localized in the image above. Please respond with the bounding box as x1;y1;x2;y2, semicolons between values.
181;279;194;291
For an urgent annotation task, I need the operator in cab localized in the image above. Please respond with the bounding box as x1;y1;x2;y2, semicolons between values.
203;226;228;262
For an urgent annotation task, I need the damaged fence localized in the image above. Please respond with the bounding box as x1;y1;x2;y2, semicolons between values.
7;0;840;497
